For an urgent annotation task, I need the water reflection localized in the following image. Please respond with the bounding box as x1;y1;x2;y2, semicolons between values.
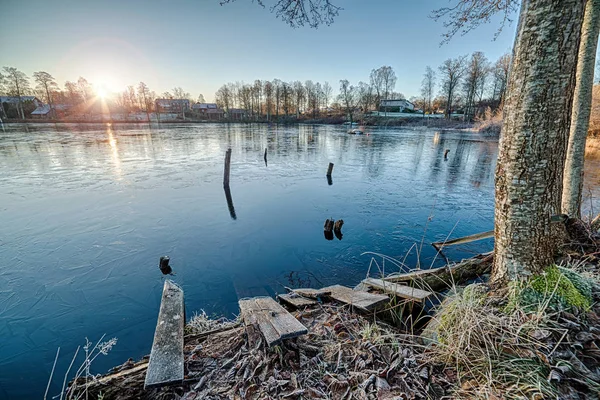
224;184;237;220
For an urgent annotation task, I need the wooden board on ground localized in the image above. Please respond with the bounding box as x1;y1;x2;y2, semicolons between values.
362;278;433;302
239;296;308;347
292;288;331;299
322;284;389;312
144;280;185;389
278;293;317;308
384;252;493;292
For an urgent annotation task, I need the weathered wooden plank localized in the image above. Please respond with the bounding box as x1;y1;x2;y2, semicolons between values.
322;284;389;312
292;288;331;299
384;252;493;292
362;278;433;302
278;293;317;308
255;297;308;340
431;230;494;250
144;280;185;389
239;297;307;347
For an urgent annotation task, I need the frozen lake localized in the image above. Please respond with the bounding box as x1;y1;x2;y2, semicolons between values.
0;123;596;398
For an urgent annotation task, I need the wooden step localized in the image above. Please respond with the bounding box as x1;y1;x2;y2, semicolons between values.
144;280;185;389
362;278;433;302
277;293;317;308
322;284;388;312
239;296;307;347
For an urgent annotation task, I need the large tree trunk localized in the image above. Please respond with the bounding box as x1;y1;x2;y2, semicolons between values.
562;0;600;218
492;0;585;284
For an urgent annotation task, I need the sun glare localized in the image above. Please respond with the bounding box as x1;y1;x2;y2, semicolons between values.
96;85;108;99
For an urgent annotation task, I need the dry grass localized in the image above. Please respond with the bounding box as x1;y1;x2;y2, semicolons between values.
474;106;503;135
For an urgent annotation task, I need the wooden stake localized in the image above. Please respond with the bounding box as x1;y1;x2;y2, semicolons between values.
223;148;232;186
264;148;267;162
326;162;334;177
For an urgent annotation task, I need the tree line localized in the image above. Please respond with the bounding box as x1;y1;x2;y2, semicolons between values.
1;52;509;122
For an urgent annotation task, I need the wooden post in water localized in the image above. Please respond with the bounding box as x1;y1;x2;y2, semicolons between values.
326;162;334;177
264;148;267;162
224;148;232;186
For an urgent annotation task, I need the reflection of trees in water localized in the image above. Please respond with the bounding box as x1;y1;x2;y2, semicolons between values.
446;138;469;188
411;134;426;175
429;132;447;182
470;142;495;188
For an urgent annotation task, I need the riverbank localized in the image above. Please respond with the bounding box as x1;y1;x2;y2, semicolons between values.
66;217;600;400
1;116;475;130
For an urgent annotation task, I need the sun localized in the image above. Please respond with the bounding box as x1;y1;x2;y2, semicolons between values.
96;85;108;99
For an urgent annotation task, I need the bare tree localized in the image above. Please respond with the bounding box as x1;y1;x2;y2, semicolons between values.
370;66;396;115
356;81;374;113
492;0;586;283
172;87;191;100
3;67;30;119
322;81;332;111
281;81;292;117
137;82;153;121
421;66;436;114
77;77;93;104
338;79;358;125
273;79;282;117
292;81;305;118
216;84;233;112
221;0;341;28
462;52;489;121
438;56;467;118
562;0;600;218
491;53;511;106
33;71;58;116
431;0;519;44
264;81;274;120
197;94;206;103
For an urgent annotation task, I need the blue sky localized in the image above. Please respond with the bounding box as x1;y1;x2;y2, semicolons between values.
1;0;518;101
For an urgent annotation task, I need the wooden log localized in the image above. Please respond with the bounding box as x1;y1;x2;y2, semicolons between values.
326;162;334;177
239;296;307;347
324;219;334;232
384;252;493;292
322;284;389;312
278;293;317;308
144;280;185;389
432;230;494;250
264;148;267;162
362;278;433;302
223;148;232;186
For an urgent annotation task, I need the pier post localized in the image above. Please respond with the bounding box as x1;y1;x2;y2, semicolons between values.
326;162;334;177
224;148;232;186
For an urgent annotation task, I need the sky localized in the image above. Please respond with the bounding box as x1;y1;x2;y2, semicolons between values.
0;0;519;102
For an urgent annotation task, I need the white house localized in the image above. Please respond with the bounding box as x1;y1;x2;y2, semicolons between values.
379;99;415;112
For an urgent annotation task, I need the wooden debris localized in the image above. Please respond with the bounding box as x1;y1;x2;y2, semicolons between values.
144;280;185;389
223;148;232;187
278;293;317;308
432;230;494;250
362;278;433;302
384;252;493;292
322;284;388;312
239;296;307;347
292;288;331;299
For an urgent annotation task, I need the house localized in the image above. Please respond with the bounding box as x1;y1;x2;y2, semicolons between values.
191;103;224;120
227;108;247;120
30;104;71;119
155;99;190;113
379;99;415;113
0;96;42;107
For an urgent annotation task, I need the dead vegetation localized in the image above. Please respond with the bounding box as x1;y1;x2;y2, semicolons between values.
72;304;455;399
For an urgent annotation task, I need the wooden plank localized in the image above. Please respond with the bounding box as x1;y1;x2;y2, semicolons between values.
292;288;331;299
277;293;317;308
384;252;493;292
322;284;389;312
255;297;308;340
432;230;494;249
362;278;432;302
144;280;185;389
239;297;307;347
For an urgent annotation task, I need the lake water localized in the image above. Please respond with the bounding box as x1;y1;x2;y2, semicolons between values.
0;123;597;398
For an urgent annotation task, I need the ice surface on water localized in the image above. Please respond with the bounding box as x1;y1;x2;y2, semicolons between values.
0;123;597;398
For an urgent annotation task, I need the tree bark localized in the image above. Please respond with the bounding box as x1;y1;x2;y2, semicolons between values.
492;0;586;284
562;0;600;218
